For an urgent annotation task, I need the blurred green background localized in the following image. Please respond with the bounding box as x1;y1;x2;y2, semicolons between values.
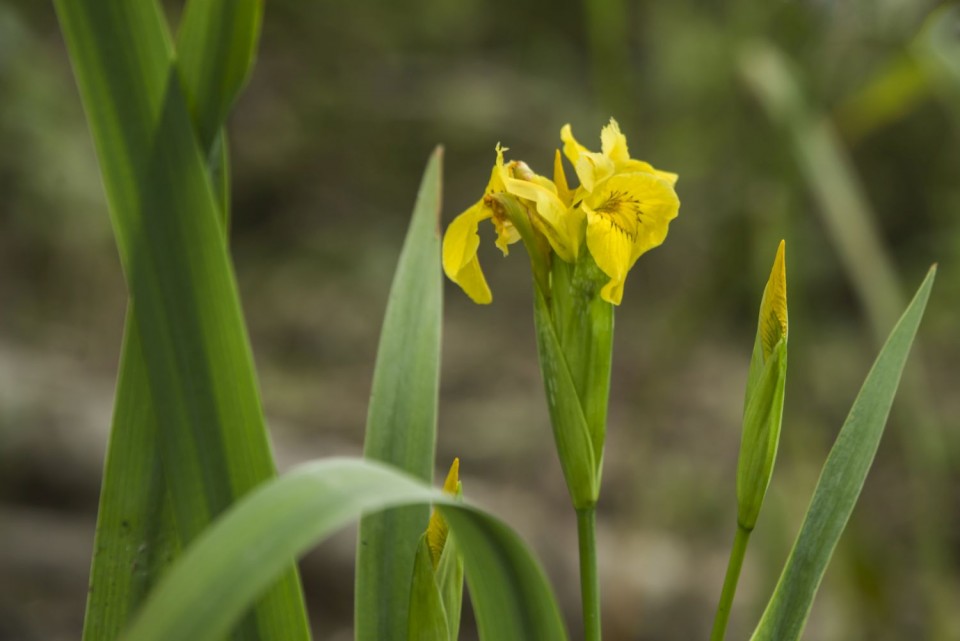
0;1;958;640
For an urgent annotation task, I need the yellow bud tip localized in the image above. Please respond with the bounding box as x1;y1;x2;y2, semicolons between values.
442;458;460;495
759;240;788;358
426;458;461;569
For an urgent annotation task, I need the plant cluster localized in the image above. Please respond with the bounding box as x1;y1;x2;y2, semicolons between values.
53;1;936;640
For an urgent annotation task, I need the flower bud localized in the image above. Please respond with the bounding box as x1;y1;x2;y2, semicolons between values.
408;460;464;641
736;241;788;530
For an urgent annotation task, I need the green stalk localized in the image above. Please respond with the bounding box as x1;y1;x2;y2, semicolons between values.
710;525;752;641
576;507;602;641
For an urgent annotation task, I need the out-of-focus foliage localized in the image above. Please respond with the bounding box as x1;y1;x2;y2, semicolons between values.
0;1;957;640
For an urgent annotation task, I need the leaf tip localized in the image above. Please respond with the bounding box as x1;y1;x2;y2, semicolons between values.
429;146;445;237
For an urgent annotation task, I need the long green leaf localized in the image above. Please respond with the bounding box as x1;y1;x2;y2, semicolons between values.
750;267;936;641
81;316;179;641
121;458;569;641
80;6;261;637
55;0;307;638
176;0;264;154
356;149;443;640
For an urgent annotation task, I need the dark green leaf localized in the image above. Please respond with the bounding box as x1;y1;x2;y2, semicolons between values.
55;0;307;638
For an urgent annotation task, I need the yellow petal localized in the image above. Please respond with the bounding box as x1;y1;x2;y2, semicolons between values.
553;149;573;205
492;215;521;255
453;254;492;304
442;202;493;304
503;175;579;262
585;208;634;306
574;151;614;193
560;123;590;165
758;240;788;359
582;171;680;303
600;118;630;162
426;458;461;568
653;169;679;187
486;143;510;194
600;278;626;306
615;159;679;188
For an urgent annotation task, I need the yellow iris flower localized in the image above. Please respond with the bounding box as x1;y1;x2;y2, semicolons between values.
561;119;680;305
442;146;576;304
443;119;679;306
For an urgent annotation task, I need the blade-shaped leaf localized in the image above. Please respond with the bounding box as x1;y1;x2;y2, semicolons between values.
81;315;180;641
55;0;307;638
356;150;443;640
176;0;264;153
750;267;936;641
121;458;569;641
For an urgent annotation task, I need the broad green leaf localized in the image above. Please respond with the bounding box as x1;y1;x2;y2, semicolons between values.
750;267;936;641
357;150;444;640
121;458;569;641
55;0;307;638
81;11;249;634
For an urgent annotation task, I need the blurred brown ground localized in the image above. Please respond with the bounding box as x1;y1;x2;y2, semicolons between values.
0;1;958;640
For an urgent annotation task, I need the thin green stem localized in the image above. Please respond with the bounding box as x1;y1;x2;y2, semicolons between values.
576;507;601;641
710;524;752;641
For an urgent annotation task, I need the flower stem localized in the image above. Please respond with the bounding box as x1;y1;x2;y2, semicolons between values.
710;524;752;641
576;506;602;641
